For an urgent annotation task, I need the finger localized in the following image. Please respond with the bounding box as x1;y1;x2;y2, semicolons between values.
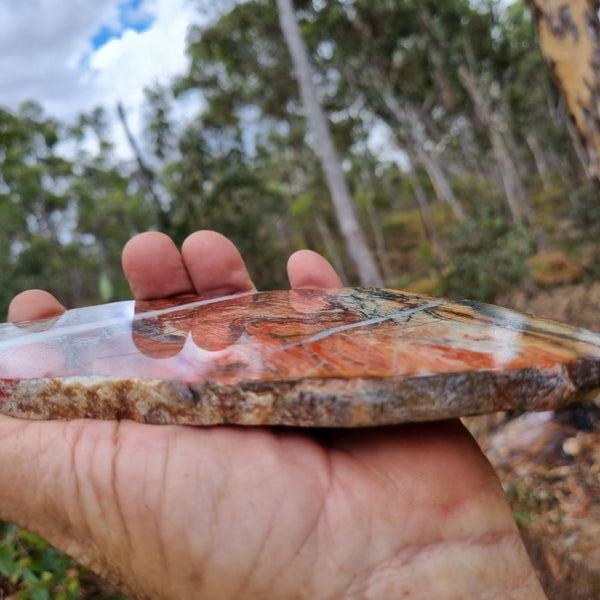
7;290;66;322
181;231;256;297
287;250;344;289
122;232;195;300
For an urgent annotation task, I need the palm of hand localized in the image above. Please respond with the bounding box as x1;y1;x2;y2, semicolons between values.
2;231;544;599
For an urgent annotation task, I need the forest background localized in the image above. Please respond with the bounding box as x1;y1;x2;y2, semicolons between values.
0;0;599;598
1;0;598;318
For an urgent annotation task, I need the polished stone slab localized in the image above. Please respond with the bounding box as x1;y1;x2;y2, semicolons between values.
1;288;599;426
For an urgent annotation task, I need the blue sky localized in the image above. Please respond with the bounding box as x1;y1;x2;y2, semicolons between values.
91;0;156;50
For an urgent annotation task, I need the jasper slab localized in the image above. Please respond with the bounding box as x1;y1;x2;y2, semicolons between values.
0;288;599;426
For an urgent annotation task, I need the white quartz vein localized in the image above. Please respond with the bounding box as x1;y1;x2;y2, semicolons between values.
274;300;443;353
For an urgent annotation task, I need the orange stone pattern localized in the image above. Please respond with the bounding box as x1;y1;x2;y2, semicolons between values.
0;288;599;426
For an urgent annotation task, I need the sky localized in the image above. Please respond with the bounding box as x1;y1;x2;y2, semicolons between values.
0;0;202;158
0;0;406;165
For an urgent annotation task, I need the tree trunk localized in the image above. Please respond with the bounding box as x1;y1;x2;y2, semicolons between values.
527;0;600;180
117;102;171;231
525;132;551;187
363;187;393;283
407;163;447;261
276;0;383;286
376;84;466;222
315;216;350;285
420;10;456;110
457;63;533;227
565;105;593;176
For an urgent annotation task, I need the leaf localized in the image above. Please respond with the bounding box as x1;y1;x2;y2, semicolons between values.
0;544;20;578
17;531;49;550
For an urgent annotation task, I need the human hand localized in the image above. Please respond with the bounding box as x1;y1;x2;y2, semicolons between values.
3;231;546;599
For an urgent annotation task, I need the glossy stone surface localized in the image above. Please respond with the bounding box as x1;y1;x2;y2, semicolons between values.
1;288;599;426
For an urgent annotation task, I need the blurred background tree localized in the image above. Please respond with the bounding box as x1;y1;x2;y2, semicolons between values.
2;0;594;317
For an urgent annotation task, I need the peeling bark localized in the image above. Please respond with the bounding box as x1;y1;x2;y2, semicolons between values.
527;0;600;180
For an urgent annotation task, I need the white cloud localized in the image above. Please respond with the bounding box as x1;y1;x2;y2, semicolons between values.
88;0;200;156
1;1;115;112
0;0;202;158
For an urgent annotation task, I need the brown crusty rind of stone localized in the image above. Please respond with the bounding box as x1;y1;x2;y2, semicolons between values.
1;363;598;427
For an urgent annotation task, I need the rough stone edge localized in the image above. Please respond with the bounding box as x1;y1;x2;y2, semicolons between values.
1;362;598;426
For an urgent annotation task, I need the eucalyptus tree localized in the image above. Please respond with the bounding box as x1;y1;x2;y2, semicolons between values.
310;0;467;223
527;0;600;181
171;0;588;283
497;2;578;186
276;0;383;285
179;0;384;285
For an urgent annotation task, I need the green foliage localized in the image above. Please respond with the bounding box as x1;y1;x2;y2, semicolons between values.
570;182;600;235
0;104;158;316
0;522;131;599
443;214;532;302
144;84;176;161
161;119;290;288
381;210;423;238
416;240;436;263
565;182;600;280
290;193;314;220
0;522;81;599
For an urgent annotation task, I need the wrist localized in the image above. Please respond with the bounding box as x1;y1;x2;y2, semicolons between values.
357;528;546;600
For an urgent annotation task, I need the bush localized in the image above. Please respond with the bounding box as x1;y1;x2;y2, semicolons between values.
443;214;532;302
0;522;129;600
0;522;82;600
570;182;600;235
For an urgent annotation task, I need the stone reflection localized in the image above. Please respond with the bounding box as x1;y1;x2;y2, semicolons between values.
8;314;63;334
130;293;255;358
128;289;341;360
